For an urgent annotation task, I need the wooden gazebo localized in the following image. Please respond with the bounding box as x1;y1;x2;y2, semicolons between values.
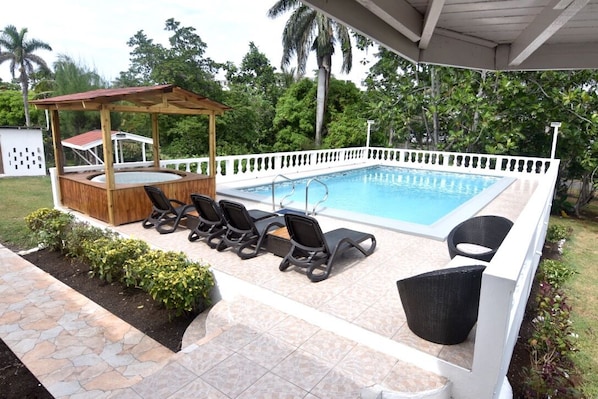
30;84;231;225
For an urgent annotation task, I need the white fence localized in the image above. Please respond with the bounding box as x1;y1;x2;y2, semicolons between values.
51;147;557;398
157;147;552;183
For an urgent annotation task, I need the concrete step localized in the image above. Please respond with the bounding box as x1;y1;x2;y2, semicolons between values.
181;295;452;399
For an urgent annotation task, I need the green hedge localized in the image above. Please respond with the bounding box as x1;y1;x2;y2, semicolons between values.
25;208;214;316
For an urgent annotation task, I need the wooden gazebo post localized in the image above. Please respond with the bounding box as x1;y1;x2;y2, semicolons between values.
49;110;64;175
151;113;160;168
100;106;116;225
208;111;216;177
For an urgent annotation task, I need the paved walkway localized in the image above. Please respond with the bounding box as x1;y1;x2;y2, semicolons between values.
0;177;536;398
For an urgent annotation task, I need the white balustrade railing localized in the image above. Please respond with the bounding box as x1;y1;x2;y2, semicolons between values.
57;147;552;181
50;147;556;398
155;147;551;182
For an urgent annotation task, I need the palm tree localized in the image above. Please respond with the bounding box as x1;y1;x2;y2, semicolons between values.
0;25;52;127
268;0;353;147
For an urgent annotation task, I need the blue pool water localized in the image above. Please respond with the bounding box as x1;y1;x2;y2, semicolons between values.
240;166;502;226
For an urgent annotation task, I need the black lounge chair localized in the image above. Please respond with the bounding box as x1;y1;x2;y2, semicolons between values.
188;194;278;248
141;185;195;234
279;213;377;282
447;215;513;262
187;194;228;248
397;265;486;345
217;199;285;259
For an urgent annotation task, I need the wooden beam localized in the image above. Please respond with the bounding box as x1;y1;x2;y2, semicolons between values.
302;0;421;62
208;111;216;178
356;0;422;42
49;110;64;175
420;0;445;49
151;113;160;168
509;0;589;66
100;106;115;225
32;103;225;116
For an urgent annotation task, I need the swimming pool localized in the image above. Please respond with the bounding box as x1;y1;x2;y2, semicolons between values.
221;166;514;239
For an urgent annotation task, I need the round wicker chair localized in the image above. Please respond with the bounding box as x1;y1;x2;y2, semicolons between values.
447;215;513;262
397;265;486;345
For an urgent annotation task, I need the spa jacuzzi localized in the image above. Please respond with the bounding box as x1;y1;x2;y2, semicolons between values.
89;171;183;184
59;168;215;225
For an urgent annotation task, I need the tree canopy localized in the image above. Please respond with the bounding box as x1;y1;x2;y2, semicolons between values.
0;24;52;126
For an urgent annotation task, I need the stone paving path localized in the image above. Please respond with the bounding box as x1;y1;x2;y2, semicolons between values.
0;245;172;398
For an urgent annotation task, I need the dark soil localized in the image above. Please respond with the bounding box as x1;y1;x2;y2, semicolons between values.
0;247;196;399
506;239;565;398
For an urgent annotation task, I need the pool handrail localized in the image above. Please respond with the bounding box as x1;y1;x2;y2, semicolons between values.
271;174;296;211
306;178;329;215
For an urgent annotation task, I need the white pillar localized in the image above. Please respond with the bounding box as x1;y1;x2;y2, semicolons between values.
550;122;561;159
366;120;375;148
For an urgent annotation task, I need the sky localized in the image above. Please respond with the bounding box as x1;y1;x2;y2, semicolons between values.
0;0;372;86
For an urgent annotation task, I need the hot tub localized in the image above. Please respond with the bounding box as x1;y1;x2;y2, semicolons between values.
59;168;215;225
89;171;183;184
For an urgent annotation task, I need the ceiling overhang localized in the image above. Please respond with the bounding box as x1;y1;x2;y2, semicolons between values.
301;0;598;71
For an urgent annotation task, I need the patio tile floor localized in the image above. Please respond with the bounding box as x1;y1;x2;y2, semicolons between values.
0;177;536;398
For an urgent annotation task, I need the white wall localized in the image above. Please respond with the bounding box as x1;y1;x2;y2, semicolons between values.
0;127;46;176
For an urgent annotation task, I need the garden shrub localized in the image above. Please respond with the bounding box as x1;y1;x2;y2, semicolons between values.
64;221;116;260
84;237;150;283
523;258;582;398
24;207;215;319
537;259;577;290
546;223;571;243
24;208;74;252
125;250;214;316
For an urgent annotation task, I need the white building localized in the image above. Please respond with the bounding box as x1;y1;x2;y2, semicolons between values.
0;127;46;176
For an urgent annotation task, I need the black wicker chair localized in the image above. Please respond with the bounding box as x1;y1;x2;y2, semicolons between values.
397;265;486;345
447;215;513;262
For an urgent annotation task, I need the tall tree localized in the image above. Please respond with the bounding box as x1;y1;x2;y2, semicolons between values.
52;55;108;137
117;18;222;100
0;25;52;126
268;0;353;147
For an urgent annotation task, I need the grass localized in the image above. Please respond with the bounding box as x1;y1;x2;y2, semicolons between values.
0;176;53;251
551;202;598;397
0;176;597;394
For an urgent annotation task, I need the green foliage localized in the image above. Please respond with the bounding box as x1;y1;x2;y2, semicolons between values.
125;250;214;316
63;222;117;260
23;207;215;316
546;223;572;243
0;24;52;127
0;89;27;126
51;55;108;138
522;247;582;397
273;77;368;151
119;18;222;99
537;259;577;290
84;237;149;283
24;208;74;252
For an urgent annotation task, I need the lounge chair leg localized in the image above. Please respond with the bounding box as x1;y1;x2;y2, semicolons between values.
279;257;291;271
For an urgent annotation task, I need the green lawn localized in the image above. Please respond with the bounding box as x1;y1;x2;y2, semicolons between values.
0;176;53;251
552;210;598;397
